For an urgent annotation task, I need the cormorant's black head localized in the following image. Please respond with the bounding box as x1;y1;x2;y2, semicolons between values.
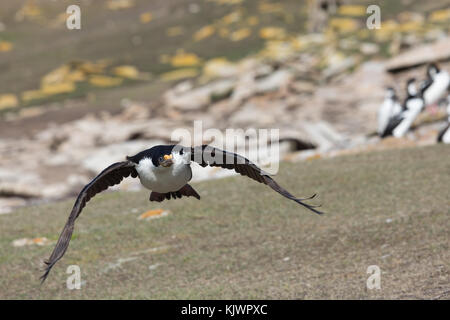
127;145;176;167
126;145;189;167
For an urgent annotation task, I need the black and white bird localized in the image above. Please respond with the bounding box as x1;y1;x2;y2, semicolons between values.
377;87;402;137
41;145;322;283
381;78;424;138
421;63;450;107
437;97;450;144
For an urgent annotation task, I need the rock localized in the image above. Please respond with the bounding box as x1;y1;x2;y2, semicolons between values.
164;80;235;111
0;197;27;214
203;58;239;78
0;169;42;198
322;56;358;80
12;237;52;247
385;37;450;72
209;80;235;102
255;69;293;94
302;121;348;151
360;42;380;55
41;183;72;199
229;100;283;126
172;80;194;94
230;72;257;104
119;100;151;120
289;80;316;94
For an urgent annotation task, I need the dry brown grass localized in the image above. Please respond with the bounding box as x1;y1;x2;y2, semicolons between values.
0;144;449;299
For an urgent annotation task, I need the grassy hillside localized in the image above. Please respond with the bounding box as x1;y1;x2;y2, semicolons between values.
0;144;449;299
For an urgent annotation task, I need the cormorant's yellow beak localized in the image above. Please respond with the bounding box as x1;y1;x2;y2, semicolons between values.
160;154;173;167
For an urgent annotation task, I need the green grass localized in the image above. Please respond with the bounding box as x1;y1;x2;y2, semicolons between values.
0;144;449;299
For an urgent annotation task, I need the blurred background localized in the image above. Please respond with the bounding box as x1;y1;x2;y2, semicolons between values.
1;0;449;213
0;0;449;300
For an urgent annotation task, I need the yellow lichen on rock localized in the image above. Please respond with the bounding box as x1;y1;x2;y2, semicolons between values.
203;57;237;78
77;60;110;74
398;20;424;32
0;94;19;110
140;12;153;24
374;20;398;41
259;40;295;60
220;11;242;25
0;41;13;52
170;51;201;67
22;90;48;102
247;16;259;26
329;18;359;33
160;69;199;82
338;5;366;17
429;9;450;22
259;27;286;40
41;82;75;95
89;75;123;87
41;65;86;87
194;25;215;42
230;28;251;41
259;2;283;14
113;65;140;79
106;0;135;10
66;70;86;82
15;0;42;22
41;65;70;86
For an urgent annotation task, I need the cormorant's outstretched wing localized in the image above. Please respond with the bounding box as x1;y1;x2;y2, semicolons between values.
40;161;138;283
190;145;323;215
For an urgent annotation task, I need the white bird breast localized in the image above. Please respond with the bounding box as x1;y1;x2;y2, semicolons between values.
135;152;192;193
424;72;450;106
378;99;402;135
393;98;423;138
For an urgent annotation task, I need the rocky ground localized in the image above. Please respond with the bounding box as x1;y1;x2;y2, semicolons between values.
1;1;450;214
1;39;449;214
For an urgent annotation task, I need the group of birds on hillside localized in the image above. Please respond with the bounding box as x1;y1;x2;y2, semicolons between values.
377;63;450;144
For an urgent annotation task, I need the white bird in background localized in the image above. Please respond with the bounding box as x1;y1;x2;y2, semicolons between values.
380;79;424;138
437;96;450;144
421;63;450;108
377;87;403;137
393;78;425;138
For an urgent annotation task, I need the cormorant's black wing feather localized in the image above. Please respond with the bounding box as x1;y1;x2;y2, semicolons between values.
190;145;323;215
40;161;137;284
